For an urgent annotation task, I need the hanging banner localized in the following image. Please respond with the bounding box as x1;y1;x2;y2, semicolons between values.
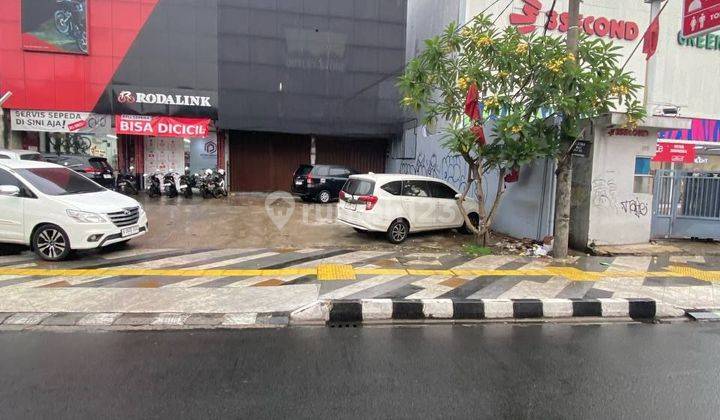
653;142;696;163
115;115;211;138
11;110;110;134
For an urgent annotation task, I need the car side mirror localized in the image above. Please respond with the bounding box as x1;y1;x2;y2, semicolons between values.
0;185;20;197
455;193;463;200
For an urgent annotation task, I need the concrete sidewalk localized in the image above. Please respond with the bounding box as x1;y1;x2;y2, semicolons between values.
0;247;716;328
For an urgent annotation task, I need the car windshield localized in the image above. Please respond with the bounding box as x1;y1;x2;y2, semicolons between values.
342;178;375;196
16;168;105;196
295;165;312;176
20;153;44;161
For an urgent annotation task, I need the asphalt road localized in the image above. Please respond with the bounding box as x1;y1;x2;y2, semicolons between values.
0;323;718;419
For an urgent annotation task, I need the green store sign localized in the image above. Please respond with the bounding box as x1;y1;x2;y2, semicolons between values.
677;31;720;51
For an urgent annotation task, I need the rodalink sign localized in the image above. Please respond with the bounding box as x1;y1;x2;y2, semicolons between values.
509;0;640;41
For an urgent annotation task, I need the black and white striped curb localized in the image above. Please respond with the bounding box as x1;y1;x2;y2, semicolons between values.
290;298;686;324
0;312;290;328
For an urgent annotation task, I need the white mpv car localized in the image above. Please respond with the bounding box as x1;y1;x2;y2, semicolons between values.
0;160;148;261
337;174;480;244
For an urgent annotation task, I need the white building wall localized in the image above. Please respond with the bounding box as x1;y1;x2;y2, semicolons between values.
391;0;718;243
587;131;657;245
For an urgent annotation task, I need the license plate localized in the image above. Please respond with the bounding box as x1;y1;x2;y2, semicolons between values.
164;183;172;187
103;174;112;179
295;181;302;185
344;202;357;211
121;226;140;237
180;184;187;189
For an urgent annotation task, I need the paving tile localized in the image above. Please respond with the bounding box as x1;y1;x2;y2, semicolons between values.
152;313;191;326
77;313;121;326
4;313;52;325
222;313;257;326
184;313;224;326
255;314;289;326
41;313;87;326
113;313;158;326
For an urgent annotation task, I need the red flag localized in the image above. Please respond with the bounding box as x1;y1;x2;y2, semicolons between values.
464;83;480;121
643;15;660;60
470;125;486;146
504;169;520;183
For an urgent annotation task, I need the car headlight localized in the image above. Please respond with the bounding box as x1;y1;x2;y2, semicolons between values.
138;206;145;216
66;209;107;223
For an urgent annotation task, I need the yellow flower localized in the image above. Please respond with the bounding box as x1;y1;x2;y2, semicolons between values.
515;43;529;54
457;77;469;90
401;97;414;106
566;53;576;62
477;36;493;47
484;96;499;108
498;71;509;79
510;125;522;134
461;27;473;38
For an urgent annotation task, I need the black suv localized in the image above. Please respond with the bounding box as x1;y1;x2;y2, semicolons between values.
43;154;115;189
291;164;358;203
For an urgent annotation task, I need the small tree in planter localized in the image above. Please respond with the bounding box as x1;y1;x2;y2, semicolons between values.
398;14;645;246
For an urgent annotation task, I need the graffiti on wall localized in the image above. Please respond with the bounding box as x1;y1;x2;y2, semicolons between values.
591;177;648;218
619;199;649;218
399;153;470;194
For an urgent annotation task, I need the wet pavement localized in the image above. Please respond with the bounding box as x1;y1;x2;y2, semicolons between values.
0;323;718;419
0;249;716;326
131;193;471;252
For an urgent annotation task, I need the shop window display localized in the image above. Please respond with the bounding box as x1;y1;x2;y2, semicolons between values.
42;132;118;170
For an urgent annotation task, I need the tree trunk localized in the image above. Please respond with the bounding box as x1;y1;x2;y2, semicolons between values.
553;153;572;258
473;166;486;246
553;0;580;259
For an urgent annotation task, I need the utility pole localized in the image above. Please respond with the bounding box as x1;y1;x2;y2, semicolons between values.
0;91;11;150
552;0;580;259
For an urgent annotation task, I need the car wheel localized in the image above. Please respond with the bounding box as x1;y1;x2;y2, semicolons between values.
459;213;480;234
386;219;409;244
33;224;71;261
318;190;331;204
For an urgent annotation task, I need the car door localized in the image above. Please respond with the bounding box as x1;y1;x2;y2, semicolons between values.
328;167;350;198
0;169;26;242
429;181;463;228
401;180;435;230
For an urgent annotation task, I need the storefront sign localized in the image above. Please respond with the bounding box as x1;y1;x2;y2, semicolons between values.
571;140;592;158
659;118;720;143
608;128;650;137
11;110;110;133
115;115;211;138
111;86;218;119
21;0;89;55
683;0;720;38
677;31;720;51
653;142;696;163
509;0;639;41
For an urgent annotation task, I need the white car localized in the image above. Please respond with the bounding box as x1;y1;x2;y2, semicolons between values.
337;173;480;244
0;149;44;161
0;160;148;261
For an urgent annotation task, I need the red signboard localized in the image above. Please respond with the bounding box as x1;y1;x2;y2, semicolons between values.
683;0;720;37
653;142;697;163
509;0;639;40
115;115;211;138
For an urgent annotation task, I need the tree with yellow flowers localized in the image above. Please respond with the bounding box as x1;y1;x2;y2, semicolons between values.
398;14;645;246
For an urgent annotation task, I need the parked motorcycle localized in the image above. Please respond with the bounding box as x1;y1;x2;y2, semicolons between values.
144;171;162;198
54;0;88;54
163;171;180;198
214;168;229;197
179;167;196;198
200;169;216;199
115;165;138;195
